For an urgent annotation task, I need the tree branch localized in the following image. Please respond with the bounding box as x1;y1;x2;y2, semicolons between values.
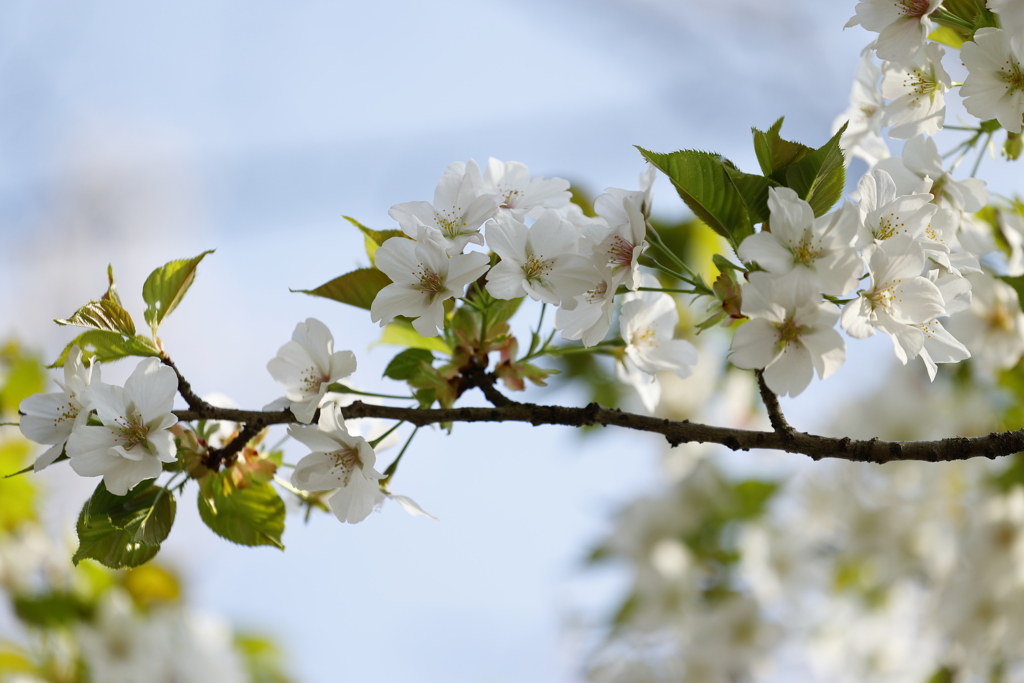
173;400;1024;465
756;370;795;438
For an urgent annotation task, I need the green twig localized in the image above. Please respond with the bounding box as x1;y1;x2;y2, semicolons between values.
382;426;419;484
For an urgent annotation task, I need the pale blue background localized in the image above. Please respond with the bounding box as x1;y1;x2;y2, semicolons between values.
0;2;883;681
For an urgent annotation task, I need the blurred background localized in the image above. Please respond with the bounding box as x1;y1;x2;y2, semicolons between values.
0;2;914;681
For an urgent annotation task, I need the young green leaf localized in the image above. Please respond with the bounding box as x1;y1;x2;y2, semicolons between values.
292;268;392;311
383;348;434;381
377;319;452;353
142;250;215;334
198;473;285;550
774;124;847;217
73;481;176;569
49;331;160;368
751;117;813;176
343;216;408;266
637;147;754;249
102;264;124;306
55;299;136;337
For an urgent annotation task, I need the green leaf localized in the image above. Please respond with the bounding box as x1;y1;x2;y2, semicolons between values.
0;344;45;416
73;481;176;569
928;25;965;49
13;593;91;628
50;330;160;368
102;264;124;307
344;216;408;266
775;124;847;217
751;117;813;175
486;297;523;327
729;480;779;520
198;473;285;549
378;319;452;354
722;166;779;226
293;268;392;311
55;299;136;337
0;440;36;533
383;348;434;381
142;250;215;334
638;147;754;248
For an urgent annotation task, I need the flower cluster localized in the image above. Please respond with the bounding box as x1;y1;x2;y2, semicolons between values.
371;159;698;409
20;347;179;495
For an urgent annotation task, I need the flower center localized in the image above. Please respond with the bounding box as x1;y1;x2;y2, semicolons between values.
631;325;658;349
584;281;609;305
868;283;900;312
989;302;1014;332
331;446;361;487
873;212;904;241
1000;59;1024;96
435;206;468;238
523;254;553;282
301;367;328;394
115;409;150;452
775;317;805;347
899;0;932;19
607;236;634;269
415;266;446;299
791;237;822;265
904;67;938;99
500;187;522;209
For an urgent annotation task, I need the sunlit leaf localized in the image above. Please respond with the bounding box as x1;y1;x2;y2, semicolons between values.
50;330;160;368
142;250;215;334
55;299;136;337
378;319;452;354
638;147;754;248
73;481;176;568
383;348;434;381
293;268;392;311
198;472;285;550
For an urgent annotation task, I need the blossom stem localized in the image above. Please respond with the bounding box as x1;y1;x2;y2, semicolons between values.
382;426;419;485
326;383;415;401
369;420;405;449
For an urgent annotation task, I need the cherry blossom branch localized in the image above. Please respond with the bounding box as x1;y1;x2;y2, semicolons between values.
755;370;796;438
173;400;1024;465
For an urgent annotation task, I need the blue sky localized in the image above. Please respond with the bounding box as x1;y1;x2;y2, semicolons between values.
0;2;875;681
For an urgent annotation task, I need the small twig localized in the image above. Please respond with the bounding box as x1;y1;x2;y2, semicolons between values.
205;421;262;471
161;356;211;412
755;371;796;438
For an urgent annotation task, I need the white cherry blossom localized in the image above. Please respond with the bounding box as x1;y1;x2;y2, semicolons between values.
835;52;890;166
880;42;951;138
947;271;1024;371
66;357;179;496
555;264;618;347
617;287;698;412
737;188;863;296
588;195;649;290
485;210;596;309
960;28;1024;134
267;317;357;424
847;0;941;62
729;273;846;397
479;157;571;220
288;402;385;524
916;319;971;379
841;236;947;364
19;345;98;471
370;226;491;337
388;160;500;255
